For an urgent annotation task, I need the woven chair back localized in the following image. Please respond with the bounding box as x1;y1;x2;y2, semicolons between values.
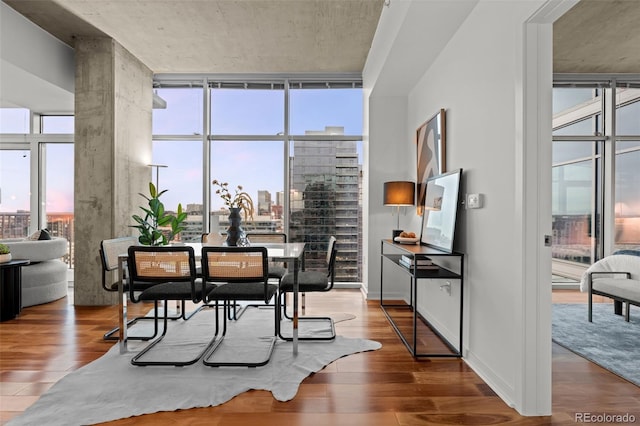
202;247;268;283
128;246;196;282
100;236;138;272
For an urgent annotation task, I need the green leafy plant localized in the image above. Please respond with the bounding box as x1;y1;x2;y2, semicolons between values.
0;243;10;255
131;182;187;246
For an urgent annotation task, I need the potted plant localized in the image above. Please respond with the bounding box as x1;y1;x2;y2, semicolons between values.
0;243;11;263
131;182;187;246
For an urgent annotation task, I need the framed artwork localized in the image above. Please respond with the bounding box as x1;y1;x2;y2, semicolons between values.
416;108;446;215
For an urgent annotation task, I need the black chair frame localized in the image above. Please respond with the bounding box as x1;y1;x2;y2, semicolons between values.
100;237;163;341
200;246;278;367
276;236;337;342
127;245;215;366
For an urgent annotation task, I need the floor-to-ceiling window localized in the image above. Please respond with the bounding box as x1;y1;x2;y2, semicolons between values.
614;87;640;253
288;85;362;282
0;111;75;267
552;79;640;280
1;77;364;283
0;148;31;238
0;109;31;238
43;143;74;266
152;77;363;283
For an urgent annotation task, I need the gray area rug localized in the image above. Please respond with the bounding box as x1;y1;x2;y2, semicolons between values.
552;303;639;386
8;307;381;426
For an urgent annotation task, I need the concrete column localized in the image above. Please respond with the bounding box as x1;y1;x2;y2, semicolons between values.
74;37;152;305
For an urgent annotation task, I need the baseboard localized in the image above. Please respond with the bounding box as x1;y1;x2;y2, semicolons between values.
463;350;517;411
333;282;362;290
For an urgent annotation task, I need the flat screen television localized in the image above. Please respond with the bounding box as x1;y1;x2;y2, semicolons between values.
420;168;463;253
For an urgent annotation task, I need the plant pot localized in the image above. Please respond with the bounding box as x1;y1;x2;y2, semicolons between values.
225;207;247;246
0;253;11;264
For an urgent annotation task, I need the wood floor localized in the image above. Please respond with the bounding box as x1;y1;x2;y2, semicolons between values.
1;289;639;425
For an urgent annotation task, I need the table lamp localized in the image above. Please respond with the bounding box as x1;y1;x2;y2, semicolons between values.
383;181;415;239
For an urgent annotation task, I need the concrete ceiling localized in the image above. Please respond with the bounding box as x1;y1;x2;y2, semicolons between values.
554;0;640;74
3;0;385;74
2;0;639;114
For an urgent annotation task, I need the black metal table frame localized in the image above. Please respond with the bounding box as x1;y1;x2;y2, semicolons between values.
380;239;464;358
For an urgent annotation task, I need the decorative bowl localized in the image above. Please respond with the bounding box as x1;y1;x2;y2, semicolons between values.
394;236;419;244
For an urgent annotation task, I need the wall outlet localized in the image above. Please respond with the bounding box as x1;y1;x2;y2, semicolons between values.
440;282;452;295
466;193;482;209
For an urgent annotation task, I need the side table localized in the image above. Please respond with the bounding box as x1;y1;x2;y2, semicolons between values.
0;259;30;321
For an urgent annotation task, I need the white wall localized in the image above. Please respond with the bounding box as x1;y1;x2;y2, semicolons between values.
364;0;555;416
0;2;74;113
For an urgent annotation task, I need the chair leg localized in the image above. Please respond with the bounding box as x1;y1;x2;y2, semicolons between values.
203;300;276;368
131;303;171;366
588;277;593;323
625;302;630;322
103;300;160;341
131;300;214;367
181;300;207;321
282;292;294;320
276;291;335;342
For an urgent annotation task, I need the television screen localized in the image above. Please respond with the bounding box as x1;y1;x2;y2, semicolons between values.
420;168;462;252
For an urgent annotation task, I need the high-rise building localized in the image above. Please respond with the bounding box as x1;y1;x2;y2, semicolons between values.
289;126;361;282
257;190;272;216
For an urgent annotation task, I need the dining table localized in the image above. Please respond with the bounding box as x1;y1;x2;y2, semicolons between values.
116;241;306;355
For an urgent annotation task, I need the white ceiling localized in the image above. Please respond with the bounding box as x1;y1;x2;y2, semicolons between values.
2;0;640;114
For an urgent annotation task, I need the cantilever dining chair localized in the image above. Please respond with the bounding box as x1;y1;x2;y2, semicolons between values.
100;236;162;341
127;245;215;366
245;232;288;283
200;246;278;367
276;235;337;341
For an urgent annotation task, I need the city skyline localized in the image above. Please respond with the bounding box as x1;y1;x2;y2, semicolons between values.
1;87;363;214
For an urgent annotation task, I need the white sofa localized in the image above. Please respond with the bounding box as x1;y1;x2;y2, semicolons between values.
580;252;640;322
1;237;68;307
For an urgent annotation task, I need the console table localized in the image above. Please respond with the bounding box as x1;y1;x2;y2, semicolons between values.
380;239;463;358
1;260;30;321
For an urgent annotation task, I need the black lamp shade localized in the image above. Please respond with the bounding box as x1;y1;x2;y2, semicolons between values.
383;181;415;206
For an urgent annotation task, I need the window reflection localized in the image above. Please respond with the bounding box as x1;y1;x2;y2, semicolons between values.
553;118;598;136
552;141;593;164
552;160;594;265
289;136;362;282
616;89;640;135
615;144;640;252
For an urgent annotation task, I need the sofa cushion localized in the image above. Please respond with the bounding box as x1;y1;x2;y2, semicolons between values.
592;278;640;303
0;237;68;262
